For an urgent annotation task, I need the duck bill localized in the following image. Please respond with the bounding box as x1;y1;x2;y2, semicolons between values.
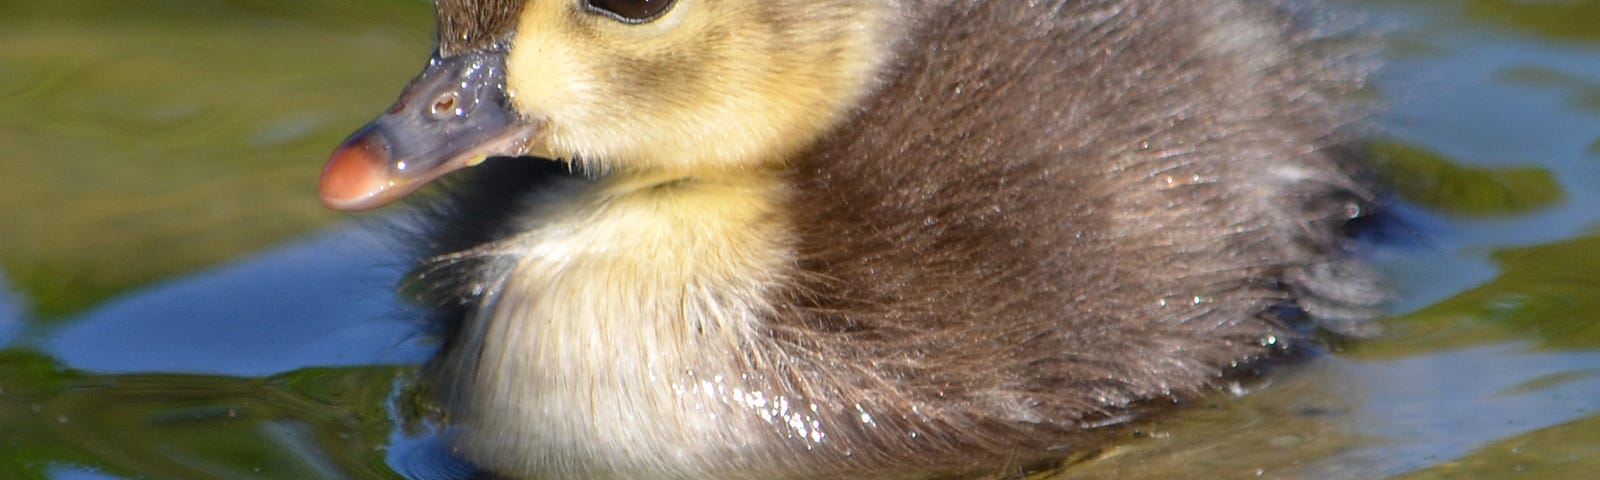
320;48;540;211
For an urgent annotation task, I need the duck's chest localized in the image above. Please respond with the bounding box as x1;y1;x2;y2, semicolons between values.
439;172;810;472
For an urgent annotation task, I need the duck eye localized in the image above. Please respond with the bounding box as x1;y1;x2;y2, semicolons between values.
585;0;676;24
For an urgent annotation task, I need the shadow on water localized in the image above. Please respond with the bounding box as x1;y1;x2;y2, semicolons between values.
2;0;1600;479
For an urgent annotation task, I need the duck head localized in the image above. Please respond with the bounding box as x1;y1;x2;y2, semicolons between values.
320;0;897;211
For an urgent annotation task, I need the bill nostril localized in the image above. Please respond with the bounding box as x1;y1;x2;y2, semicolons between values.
431;93;462;120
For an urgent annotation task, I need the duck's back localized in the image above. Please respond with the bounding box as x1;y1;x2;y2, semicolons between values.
768;0;1374;468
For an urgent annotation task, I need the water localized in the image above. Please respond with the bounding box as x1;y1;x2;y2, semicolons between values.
3;0;1599;478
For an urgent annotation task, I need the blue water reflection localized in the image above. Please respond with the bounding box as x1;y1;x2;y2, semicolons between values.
47;466;122;480
1384;31;1600;249
37;225;431;377
0;273;22;353
1373;21;1600;317
1306;346;1600;477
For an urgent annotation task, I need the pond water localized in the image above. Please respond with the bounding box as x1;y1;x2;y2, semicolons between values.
3;0;1599;478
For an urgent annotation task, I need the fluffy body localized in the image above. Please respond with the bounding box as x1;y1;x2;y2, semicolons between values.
410;0;1378;478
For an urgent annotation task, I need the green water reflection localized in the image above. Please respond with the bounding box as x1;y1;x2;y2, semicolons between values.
2;0;1600;479
1353;236;1600;357
0;0;430;317
1453;0;1600;44
0;351;410;479
1367;140;1565;217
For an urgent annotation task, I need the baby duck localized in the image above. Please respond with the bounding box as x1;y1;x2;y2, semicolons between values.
321;0;1377;478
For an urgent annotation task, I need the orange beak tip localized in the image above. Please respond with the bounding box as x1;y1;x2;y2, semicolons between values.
320;139;395;211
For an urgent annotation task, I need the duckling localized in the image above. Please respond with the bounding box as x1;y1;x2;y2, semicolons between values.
320;0;1379;478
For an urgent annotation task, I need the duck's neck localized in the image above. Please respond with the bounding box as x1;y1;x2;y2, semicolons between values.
443;168;799;469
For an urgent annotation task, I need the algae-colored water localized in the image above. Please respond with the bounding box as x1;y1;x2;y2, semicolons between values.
2;0;1598;478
